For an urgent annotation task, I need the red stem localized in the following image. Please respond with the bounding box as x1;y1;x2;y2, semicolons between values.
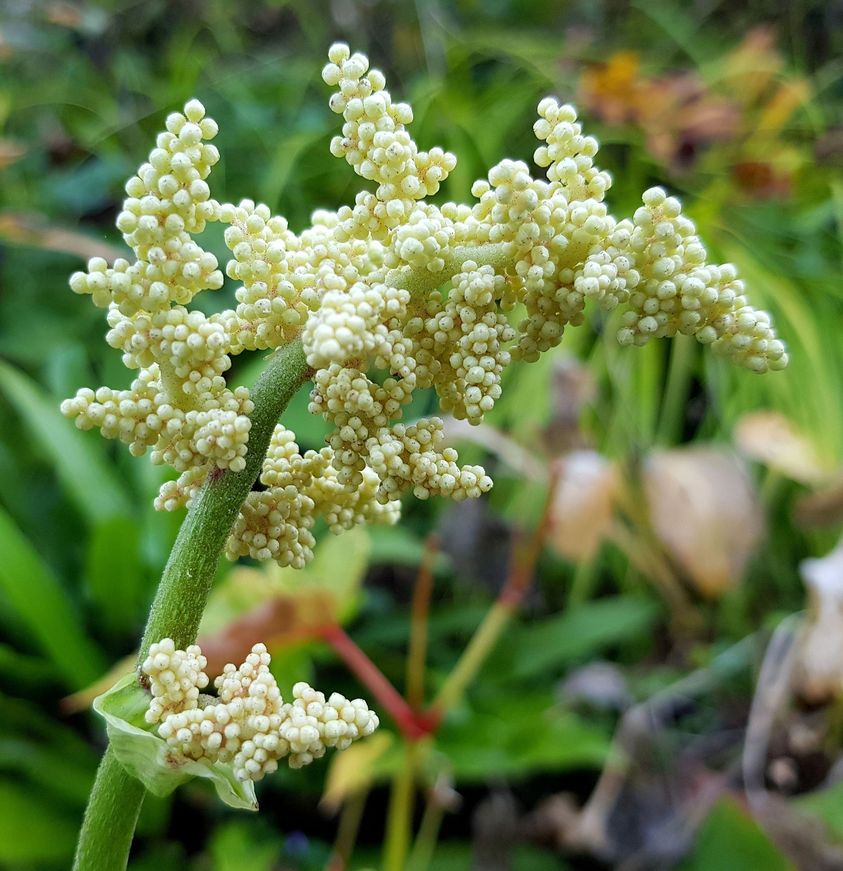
321;624;430;741
499;464;558;608
406;534;438;710
323;470;558;741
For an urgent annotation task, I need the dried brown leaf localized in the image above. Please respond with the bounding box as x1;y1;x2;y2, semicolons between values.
547;451;617;562
197;530;370;675
0;139;25;169
644;447;763;598
794;473;843;528
0;211;124;263
544;357;596;454
197;593;333;678
735;411;830;486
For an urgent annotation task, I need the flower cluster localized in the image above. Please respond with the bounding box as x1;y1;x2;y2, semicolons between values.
63;43;787;569
142;639;379;781
225;424;399;567
323;43;457;241
616;187;787;371
61;100;254;474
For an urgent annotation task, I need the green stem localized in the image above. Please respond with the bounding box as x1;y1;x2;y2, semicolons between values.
568;556;599;608
656;334;695;446
74;242;520;870
431;600;513;714
429;473;555;718
74;338;310;871
408;782;447;871
140;339;310;661
74;747;146;871
157;357;201;412
384;740;419;871
328;787;369;871
387;242;514;297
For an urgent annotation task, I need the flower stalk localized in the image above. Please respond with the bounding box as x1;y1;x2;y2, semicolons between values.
74;338;310;871
64;36;787;869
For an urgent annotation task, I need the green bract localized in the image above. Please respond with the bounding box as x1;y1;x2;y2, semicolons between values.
93;673;258;811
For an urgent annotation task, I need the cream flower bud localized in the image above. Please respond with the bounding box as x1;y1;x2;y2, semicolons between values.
63;42;786;578
145;640;379;781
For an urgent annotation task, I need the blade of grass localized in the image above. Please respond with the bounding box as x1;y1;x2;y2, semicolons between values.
0;505;105;688
0;360;133;523
85;516;147;638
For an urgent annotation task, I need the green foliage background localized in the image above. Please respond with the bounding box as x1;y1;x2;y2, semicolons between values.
0;0;841;868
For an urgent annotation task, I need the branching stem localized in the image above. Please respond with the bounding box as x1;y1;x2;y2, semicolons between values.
157;356;202;411
388;242;514;297
74;241;523;870
74;338;311;871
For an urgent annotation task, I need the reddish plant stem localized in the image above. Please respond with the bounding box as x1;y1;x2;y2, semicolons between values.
320;624;429;740
406;534;439;711
500;467;558;607
323;470;558;740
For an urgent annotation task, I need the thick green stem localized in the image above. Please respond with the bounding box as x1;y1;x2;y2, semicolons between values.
387;242;514;297
74;242;519;870
74;338;310;871
139;339;310;661
74;747;146;871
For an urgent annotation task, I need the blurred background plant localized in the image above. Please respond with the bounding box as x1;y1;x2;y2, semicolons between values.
1;0;843;868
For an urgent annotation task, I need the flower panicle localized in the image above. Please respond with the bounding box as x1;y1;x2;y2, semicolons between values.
62;43;787;570
142;638;379;781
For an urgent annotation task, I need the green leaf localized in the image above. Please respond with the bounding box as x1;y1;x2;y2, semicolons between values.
355;603;488;648
268;641;316;693
276;381;332;449
0;736;95;808
0;359;133;523
506;597;660;681
678;796;791;870
209;821;282;871
228;374;329;450
0;779;78;864
85;515;146;636
368;524;450;572
437;692;608;782
93;673;258;811
263;126;328;208
302;525;370;622
0;505;105;688
0;642;57;686
0;692;99;808
796;779;843;843
424;842;570;871
128;842;187;871
201;526;371;638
